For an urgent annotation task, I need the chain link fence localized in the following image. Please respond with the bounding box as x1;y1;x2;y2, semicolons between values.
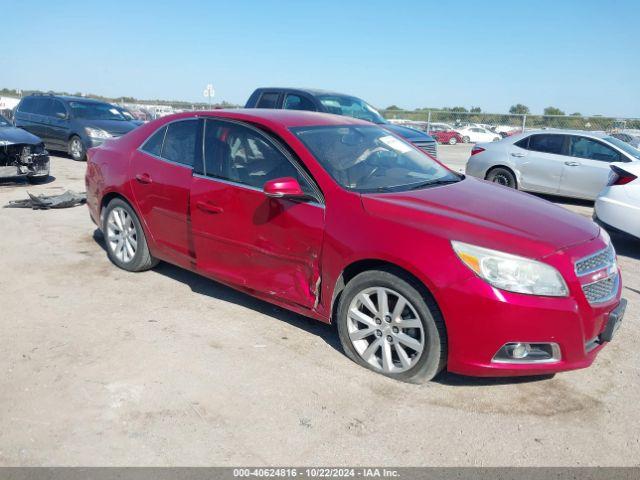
381;110;640;139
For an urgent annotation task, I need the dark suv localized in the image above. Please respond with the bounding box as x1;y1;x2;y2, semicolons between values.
245;88;438;159
14;94;140;161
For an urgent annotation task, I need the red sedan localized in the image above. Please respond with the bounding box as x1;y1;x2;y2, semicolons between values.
86;109;625;382
429;127;464;145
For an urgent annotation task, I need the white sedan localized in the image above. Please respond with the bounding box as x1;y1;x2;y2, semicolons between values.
595;162;640;239
457;126;501;143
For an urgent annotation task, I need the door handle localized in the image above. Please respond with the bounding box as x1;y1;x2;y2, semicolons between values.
564;161;581;166
135;173;153;184
510;152;525;157
196;200;224;214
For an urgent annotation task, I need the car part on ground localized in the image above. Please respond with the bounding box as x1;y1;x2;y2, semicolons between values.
0;115;50;183
86;109;624;383
5;190;86;209
594;162;640;239
465;129;640;200
244;87;439;159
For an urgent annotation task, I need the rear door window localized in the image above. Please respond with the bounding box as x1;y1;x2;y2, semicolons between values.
31;98;49;115
568;136;621;162
256;92;280;109
283;94;316;111
528;134;565;155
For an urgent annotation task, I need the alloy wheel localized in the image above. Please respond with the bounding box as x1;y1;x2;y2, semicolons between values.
106;207;138;263
346;287;425;373
70;138;83;159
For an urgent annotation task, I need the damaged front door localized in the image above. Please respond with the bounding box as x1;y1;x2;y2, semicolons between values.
189;118;324;309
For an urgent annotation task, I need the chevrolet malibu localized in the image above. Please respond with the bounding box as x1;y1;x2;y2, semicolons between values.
86;110;626;383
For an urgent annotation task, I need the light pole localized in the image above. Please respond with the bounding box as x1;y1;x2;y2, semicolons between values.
203;84;215;109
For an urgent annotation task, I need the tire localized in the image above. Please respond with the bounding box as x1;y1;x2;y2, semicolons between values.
68;135;86;161
102;198;158;272
493;137;500;142
486;167;517;189
462;136;470;143
448;137;458;145
27;175;49;184
336;268;447;384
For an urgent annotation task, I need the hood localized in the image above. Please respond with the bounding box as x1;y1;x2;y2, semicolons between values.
83;119;139;136
381;123;435;142
361;177;599;259
0;126;43;145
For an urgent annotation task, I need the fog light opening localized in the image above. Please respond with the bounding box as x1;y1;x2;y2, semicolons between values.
492;342;560;364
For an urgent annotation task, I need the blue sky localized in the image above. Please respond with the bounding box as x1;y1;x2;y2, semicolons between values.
2;0;639;116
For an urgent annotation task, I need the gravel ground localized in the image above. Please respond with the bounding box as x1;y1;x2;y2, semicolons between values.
0;147;638;466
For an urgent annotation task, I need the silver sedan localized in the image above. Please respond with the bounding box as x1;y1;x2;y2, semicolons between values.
465;130;640;200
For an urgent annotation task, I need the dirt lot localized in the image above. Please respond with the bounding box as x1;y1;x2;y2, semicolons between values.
1;147;639;466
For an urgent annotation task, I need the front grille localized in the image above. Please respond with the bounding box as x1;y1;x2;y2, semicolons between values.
582;275;618;304
413;140;438;159
575;244;615;276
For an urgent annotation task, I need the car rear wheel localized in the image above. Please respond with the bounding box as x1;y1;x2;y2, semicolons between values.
486;167;517;189
462;136;470;143
448;137;458;145
68;135;86;161
103;198;158;272
336;268;447;383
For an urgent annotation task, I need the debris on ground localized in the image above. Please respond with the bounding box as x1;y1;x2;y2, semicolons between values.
4;190;87;210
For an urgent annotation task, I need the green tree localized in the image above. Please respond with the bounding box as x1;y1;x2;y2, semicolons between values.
470;106;481;113
450;106;468;113
385;105;401;110
544;106;565;116
570;112;582;116
509;104;530;115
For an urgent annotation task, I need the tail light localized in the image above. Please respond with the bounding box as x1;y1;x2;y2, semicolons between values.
607;165;637;186
471;146;485;156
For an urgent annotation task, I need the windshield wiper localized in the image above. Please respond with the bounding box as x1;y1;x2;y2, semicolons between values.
408;178;460;190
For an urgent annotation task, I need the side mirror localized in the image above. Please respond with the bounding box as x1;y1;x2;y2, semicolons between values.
55;112;67;120
263;177;306;199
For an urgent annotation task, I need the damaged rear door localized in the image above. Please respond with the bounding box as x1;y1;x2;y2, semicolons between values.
190;118;324;309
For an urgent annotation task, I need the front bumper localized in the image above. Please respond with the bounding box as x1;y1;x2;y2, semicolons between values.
439;238;623;377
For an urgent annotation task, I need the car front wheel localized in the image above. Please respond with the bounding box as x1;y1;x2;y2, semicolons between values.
462;136;470;143
448;137;458;145
102;198;158;272
68;135;86;161
486;167;517;189
336;268;447;383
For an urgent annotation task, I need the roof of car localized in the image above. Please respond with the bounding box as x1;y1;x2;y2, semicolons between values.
254;87;358;98
164;108;372;128
508;129;610;142
26;94;109;103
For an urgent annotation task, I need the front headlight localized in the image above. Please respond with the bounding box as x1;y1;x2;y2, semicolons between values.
85;127;112;139
452;241;568;297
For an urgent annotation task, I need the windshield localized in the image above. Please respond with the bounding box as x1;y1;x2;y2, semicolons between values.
317;95;386;124
0;115;10;127
69;101;127;121
604;136;640;160
292;125;461;192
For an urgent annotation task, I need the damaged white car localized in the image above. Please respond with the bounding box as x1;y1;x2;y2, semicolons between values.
0;114;50;183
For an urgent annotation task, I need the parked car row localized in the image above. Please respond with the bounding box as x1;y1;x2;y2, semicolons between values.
465;129;640;239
